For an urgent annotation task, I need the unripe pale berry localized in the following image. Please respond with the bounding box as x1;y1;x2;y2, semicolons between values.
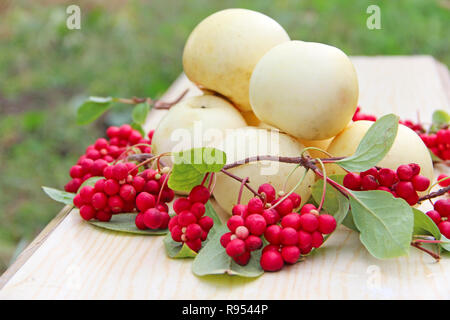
104;179;120;196
173;198;191;214
299;213;319;232
264;224;282;245
258;183;276;203
178;211;197;227
226;239;246;258
426;210;441;225
434;199;450;217
260;250;284;272
298;230;312;250
80;205;96;220
91;192;108;210
245;235;263;251
281;245;300;264
245;214;267;236
220;232;232;248
232;204;247;217
318;214;337;234
235;226;249;240
189;185;210;204
80;186;95;203
108;195;124;213
281;213;301;230
185;223;203;240
361;175;378;190
190;202;206;218
343;172;361;190
198;216;214;232
438;221;450;238
274;198;294;217
261;208;280;225
300;204;317;215
378;168;397;187
136;192;156;212
227;215;245;233
233;250;251;266
247;197;264;214
397;164;413;181
311;231;324;248
411;175;430;192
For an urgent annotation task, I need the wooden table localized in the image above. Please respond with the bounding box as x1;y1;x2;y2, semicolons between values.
1;56;449;300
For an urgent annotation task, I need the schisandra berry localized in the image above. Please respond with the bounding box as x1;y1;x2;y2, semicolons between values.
299;214;319;233
245;214;267;236
178;211;197;227
227;215;245;233
318;214;337;234
80;205;96;220
343;172;361;190
233;251;251;266
397;164;414;181
245;235;263;251
96;210;112;222
80;186;95;203
198;216;214;232
189;185;210;204
297;230;312;251
226;239;246;258
288;193;302;208
143;208;163;229
411;175;430;192
262;208;280;225
361;175;378;190
185;224;203;240
247;197;264;214
281;213;301;230
260;250;284;272
108;195;124;213
311;231;324;248
232;204;247;217
220;232;232;248
281;245;300;264
258;183;276;203
300;204;317;215
426;210;441;224
173;198;191;214
279;227;298;246
264;225;282;245
434;199;450;217
119;184;136;202
274;198;293;217
91;192;108;210
438;174;450;187
377;168;397;187
235;226;250;240
438;221;450;238
104;179;120;196
190;202;206;218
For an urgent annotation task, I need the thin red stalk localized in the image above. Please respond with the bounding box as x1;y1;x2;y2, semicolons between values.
411;242;440;261
156;168;171;205
201;173;210;186
220;169;262;199
237;177;249;205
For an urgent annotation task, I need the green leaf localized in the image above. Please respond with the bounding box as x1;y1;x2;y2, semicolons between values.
168;148;227;192
88;213;168;235
163;235;198;258
342;211;359;231
79;176;104;190
412;208;441;239
76;97;112;125
131;123;145;137
311;174;349;226
132;102;150;125
432;110;450;127
336;114;399;172
349;190;413;259
192;225;264;278
441;235;450;252
428;148;442;162
204;201;223;236
42;186;75;205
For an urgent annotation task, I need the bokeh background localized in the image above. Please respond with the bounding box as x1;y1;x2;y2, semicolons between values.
0;0;449;272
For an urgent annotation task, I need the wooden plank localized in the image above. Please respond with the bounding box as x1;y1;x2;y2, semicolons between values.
0;56;449;299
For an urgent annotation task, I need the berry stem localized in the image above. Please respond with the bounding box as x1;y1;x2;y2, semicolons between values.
156;168;172;205
410;242;440;261
201;173;210;186
115;143;153;164
315;158;327;212
269;169;310;211
220;168;262;199
113;89;189;110
237;177;249;205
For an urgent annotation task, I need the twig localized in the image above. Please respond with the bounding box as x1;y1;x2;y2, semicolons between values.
411;242;440;261
417;185;450;203
220;168;262;199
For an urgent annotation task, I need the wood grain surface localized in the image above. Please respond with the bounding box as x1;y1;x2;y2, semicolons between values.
0;56;449;299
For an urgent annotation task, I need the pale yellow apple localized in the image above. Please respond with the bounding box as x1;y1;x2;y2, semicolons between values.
183;8;290;112
297;137;334;159
212;127;315;215
151;95;247;166
249;40;359;140
242;111;261;126
326;120;434;192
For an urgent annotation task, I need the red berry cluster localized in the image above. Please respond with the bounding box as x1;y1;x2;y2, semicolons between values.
399;120;424;134
65;124;154;193
352;106;377;121
260;204;336;272
343;163;430;206
420;129;450;160
168;185;214;252
134;168;175;230
426;198;450;239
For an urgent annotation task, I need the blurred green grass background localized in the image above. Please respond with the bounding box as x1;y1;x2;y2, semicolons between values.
0;0;448;272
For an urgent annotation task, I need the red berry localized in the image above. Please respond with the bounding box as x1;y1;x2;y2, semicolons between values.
220;232;232;248
264;224;282;245
161;189;175;203
300;204;317;215
378;168;397;187
298;230;312;250
178;211;197;227
248;197;264;214
186;239;202;252
260;250;284;272
189;185;210;204
132;176;146;192
190;202;206;218
94;179;105;192
96;210;112;222
119;124;132;139
173;198;191;214
233;251;251;266
245;214;267;236
262;244;280;254
318;214;337;234
311;231;324;248
235;226;249;240
245;235;263;251
73;194;84;208
106;126;120;138
119;184;136;202
91;159;108;176
65;178;82;193
156;203;168;212
438;221;450;238
200;230;208;241
94;138;108;150
80;186;95;203
361;167;378;178
226;239;246;257
79;205;96;220
281;213;301;230
405;192;419;206
171;225;183;242
437;174;450;187
185;223;203;240
280;227;298;246
397;165;414;181
136;192;156;212
275;198;294;217
112;163;128;181
108;195;124;213
86;149;101;160
69;165;84;178
232;204;247;217
258;183;276;203
103;166;114;179
411;175;430;192
288;193;302;208
361;175;379;190
198;216;214;232
129;130;142;144
409;163;421;176
104;179;120;196
126;162;138;176
299;213;319;232
343;172;361;190
395;181;415;199
143;208;162;229
227;215;245;233
145;180;160;194
426;210;441;224
281;245;300;264
168;215;178;231
434;199;450;217
91;192;108;210
261;208;280;225
80;158;94;172
377;186;392;193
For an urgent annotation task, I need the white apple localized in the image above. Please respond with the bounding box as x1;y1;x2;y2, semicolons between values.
249;40;359;140
212;127;315;215
183;8;290;112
